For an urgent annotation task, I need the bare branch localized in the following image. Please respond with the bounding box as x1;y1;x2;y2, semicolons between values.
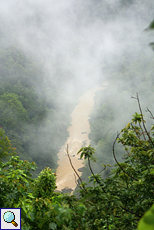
145;107;154;119
88;158;95;188
119;205;141;218
88;158;95;176
132;93;154;148
74;173;81;189
113;133;138;181
97;167;106;174
88;157;106;193
66;144;87;193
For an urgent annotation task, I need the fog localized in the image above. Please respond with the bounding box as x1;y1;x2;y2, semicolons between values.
1;0;154;174
1;1;153;96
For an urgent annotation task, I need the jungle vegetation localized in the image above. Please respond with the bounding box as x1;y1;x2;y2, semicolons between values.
1;7;154;229
1;94;154;229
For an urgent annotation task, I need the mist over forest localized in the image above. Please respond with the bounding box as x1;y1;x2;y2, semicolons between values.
1;1;154;229
0;0;154;176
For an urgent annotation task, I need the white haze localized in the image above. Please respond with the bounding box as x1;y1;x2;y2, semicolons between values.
1;0;154;147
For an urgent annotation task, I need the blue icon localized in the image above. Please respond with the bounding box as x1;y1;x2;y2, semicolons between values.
0;208;21;229
3;211;18;227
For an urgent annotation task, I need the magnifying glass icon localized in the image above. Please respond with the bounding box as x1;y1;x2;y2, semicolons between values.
3;211;18;227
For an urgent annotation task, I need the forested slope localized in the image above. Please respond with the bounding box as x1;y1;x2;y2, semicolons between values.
0;46;74;175
1;103;154;229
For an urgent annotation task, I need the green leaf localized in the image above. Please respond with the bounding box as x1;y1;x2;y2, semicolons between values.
77;204;86;215
49;222;57;229
138;204;154;230
150;169;154;175
146;20;154;30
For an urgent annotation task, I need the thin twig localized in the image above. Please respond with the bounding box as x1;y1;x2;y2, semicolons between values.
66;144;87;193
119;205;141;218
132;93;154;148
88;158;95;176
146;107;154;119
74;173;81;188
88;157;106;193
113;133;138;181
97;167;106;174
88;158;95;188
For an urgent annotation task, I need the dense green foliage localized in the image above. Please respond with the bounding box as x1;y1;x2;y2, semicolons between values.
0;127;16;161
1;97;154;229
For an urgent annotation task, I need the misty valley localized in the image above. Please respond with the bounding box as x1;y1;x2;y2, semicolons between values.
1;0;154;229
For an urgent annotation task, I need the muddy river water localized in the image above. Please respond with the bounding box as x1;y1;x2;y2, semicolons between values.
56;82;108;192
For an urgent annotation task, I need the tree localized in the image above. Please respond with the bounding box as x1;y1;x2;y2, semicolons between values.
0;156;36;209
32;167;57;199
0;92;28;131
0;127;16;162
67;94;154;229
1;94;154;229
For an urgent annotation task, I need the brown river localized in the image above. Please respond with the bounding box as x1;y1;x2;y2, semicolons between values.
56;82;108;193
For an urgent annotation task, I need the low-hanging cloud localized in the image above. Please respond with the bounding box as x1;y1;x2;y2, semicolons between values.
1;0;153;96
1;0;154;145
